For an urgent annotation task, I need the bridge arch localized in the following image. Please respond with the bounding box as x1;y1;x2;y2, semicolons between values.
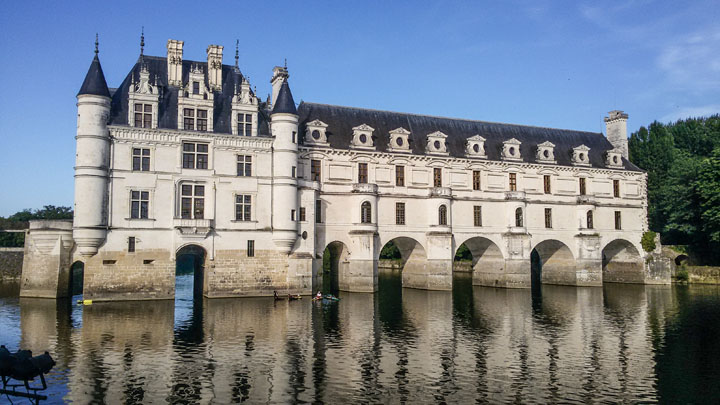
377;236;432;290
176;244;207;298
602;239;644;283
531;239;577;286
320;240;350;293
454;236;505;287
69;260;84;297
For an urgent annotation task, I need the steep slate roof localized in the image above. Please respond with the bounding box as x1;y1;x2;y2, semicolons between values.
298;102;641;171
78;55;111;97
271;81;297;115
107;55;270;136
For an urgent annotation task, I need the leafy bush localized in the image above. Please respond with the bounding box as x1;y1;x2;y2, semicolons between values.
641;231;657;252
676;269;689;282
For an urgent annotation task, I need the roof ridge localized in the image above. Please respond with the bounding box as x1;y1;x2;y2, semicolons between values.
299;101;602;136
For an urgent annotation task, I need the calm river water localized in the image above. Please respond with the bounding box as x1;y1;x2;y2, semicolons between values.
1;271;719;404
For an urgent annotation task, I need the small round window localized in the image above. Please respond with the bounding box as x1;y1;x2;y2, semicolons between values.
434;140;441;150
543;149;550;158
312;130;320;140
359;134;367;144
473;144;480;153
579;153;585;161
396;137;404;146
613;155;619;164
509;146;516;155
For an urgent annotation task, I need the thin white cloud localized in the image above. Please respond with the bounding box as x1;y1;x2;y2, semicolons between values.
657;28;720;91
661;104;720;123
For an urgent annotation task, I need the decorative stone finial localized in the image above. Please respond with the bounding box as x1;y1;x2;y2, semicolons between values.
284;58;287;69
235;39;239;68
94;33;99;55
140;26;145;56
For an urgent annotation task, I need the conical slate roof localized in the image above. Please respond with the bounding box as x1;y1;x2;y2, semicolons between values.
77;55;110;97
271;80;297;115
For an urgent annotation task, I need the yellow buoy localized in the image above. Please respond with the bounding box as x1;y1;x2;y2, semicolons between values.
83;299;92;305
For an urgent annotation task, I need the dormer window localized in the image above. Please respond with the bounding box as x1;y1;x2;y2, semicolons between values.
502;138;522;161
304;119;329;145
536;141;556;164
231;77;258;136
351;124;375;150
605;148;623;168
466;135;486;158
134;103;153;128
192;81;200;95
388;127;411;153
178;64;214;132
128;65;159;129
183;108;208;131
572;145;591;166
426;131;448;155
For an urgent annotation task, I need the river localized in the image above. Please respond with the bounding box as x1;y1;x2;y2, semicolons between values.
1;271;719;403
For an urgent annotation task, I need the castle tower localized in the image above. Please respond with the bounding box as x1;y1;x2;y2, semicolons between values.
604;110;629;160
74;38;111;256
270;78;299;254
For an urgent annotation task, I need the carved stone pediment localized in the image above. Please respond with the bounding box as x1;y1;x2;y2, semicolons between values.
466;134;487;158
305;119;330;145
536;141;556;164
572;144;591;166
351;124;375;149
426;131;448;155
388;127;411;153
502;138;522;161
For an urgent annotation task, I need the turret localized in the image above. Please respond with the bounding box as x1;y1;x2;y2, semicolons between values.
270;64;289;108
604;110;629;160
74;36;111;256
270;78;299;254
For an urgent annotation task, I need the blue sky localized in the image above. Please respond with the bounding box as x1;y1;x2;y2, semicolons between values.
0;0;718;216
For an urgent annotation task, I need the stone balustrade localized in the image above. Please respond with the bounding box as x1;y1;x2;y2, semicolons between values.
505;191;526;201
429;187;452;198
352;183;378;194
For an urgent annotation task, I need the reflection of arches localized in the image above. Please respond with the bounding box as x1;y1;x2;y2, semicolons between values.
322;241;349;294
176;244;207;297
69;260;84;297
456;237;505;287
602;239;644;283
531;239;576;286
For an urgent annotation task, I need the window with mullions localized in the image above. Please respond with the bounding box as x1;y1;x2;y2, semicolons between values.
438;205;447;225
181;184;204;219
473;170;481;190
544;175;551;194
361;202;372;224
587;210;594;229
509;173;517;191
434;168;442;187
182;142;209;169
235;194;251;221
615;211;622;230
358;163;368;183
396;202;405;225
237;113;252;136
247;240;255;257
474;206;482;227
299;207;306;222
311;160;321;181
130;190;149;219
134;103;152;128
237;155;252;176
613;179;620;198
183;108;208;131
132;148;150;171
544;208;552;228
396;165;405;186
579;177;587;195
515;207;523;227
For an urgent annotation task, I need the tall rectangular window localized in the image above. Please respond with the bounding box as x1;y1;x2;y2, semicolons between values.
434;168;442;187
358;163;368;183
299;207;306;222
613;180;620;198
132;148;150;171
183;108;208;131
291;209;296;221
396;202;405;225
544;175;551;194
311;159;321;181
509;173;517;191
235;194;251;221
182;142;209;169
474;206;482;227
247;240;255;257
192;81;200;94
130;190;149;219
134;103;152;128
181;184;204;219
579;177;587;195
237;113;252;136
315;200;322;223
128;236;136;253
545;208;552;228
615;211;622;230
396;165;405;186
291;166;296;178
237;155;252;176
472;170;481;191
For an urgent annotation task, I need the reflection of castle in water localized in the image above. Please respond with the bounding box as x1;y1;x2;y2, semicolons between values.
18;278;681;402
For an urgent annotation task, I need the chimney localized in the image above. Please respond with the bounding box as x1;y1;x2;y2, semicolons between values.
207;44;223;91
167;39;184;86
604;110;629;160
270;65;289;107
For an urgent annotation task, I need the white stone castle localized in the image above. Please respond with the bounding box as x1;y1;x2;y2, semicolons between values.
20;37;666;301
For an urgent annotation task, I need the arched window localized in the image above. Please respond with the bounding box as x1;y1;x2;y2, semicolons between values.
361;201;372;223
438;205;448;225
587;210;594;229
515;207;523;227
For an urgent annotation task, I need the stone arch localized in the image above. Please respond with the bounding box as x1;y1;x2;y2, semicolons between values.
176;244;207;297
675;254;689;266
531;239;577;286
602;239;644;283
321;240;350;293
69;260;84;297
378;236;433;290
455;236;505;287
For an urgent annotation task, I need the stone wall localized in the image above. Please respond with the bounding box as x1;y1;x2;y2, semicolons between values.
685;266;720;284
0;248;23;281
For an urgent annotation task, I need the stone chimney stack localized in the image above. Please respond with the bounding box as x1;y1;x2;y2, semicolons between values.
604;110;629;160
167;39;184;86
270;65;289;108
207;44;223;91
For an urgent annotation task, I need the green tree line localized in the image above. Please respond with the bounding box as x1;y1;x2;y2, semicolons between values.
0;205;73;247
629;115;720;264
